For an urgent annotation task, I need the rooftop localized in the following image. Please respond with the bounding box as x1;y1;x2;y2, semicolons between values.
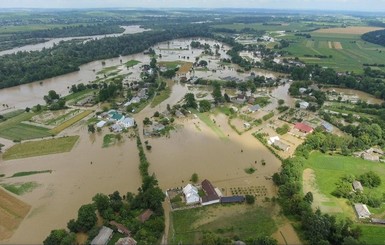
90;226;113;245
294;122;313;133
201;179;219;203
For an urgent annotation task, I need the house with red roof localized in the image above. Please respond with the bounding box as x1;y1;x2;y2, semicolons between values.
294;122;313;134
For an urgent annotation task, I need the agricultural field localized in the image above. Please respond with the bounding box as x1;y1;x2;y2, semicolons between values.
49;110;93;135
212;22;333;32
315;26;384;35
358;225;385;245
303;152;385;219
284;32;385;73
0;111;51;141
169;204;277;244
2;136;79;160
0;188;31;240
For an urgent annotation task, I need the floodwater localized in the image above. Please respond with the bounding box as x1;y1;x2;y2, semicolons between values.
321;87;384;104
0;25;148;56
0;37;284;243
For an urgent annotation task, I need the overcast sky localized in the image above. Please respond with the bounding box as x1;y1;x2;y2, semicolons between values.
2;0;385;12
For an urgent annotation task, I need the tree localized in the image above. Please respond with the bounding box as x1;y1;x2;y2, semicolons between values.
92;193;110;214
191;173;198;183
150;57;157;69
304;192;313;203
183;93;197;109
212;83;223;104
245;194;255;204
199;100;211;112
143;117;152;125
198;60;208;67
88;124;95;133
76;204;97;232
278;99;285;105
43;229;68;245
224;93;231;102
359;171;381;188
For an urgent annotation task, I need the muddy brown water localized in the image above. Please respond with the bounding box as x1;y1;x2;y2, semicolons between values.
0;38;284;244
322;87;384;104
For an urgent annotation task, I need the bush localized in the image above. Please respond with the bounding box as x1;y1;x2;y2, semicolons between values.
245;194;255;204
359;171;381;188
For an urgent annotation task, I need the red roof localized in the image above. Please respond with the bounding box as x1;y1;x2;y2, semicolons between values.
138;209;153;223
294;123;313;133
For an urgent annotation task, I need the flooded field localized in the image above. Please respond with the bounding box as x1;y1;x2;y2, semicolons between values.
0;37;284;243
322;87;384;104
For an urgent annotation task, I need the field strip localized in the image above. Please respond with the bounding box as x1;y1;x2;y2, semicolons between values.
49;110;93;135
333;42;343;49
328;41;332;49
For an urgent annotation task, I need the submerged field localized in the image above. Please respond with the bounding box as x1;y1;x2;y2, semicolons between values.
284;32;385;73
2;136;79;160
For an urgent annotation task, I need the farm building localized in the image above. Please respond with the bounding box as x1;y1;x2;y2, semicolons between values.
96;120;107;128
352;180;363;192
183;184;200;205
321;122;334;133
220;196;245;204
248;104;261;112
201;179;220;206
371;218;385;225
109;221;130;236
138;209;153;223
294;122;313;134
273;140;290;152
119;117;135;128
115;237;137;245
90;226;113;245
268;136;280;145
354;203;371;219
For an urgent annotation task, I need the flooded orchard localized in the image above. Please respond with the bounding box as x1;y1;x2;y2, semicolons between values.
0;37;283;243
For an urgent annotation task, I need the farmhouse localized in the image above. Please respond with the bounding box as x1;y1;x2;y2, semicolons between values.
273;140;290;152
248;104;261;113
235;94;247;104
294;122;314;134
201;179;220;206
354;203;371;219
268;136;280;145
91;226;113;245
352;180;364;192
183;184;200;205
109;221;131;236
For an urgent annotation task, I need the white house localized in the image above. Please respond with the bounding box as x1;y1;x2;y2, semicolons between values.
268;136;280;145
96;120;107;128
183;184;200;205
119;117;135;128
299;101;309;109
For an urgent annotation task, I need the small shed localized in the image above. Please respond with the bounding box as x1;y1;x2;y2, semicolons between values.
354;203;371;219
109;221;130;236
220;196;245;204
273;140;290;152
115;237;137;245
90;226;113;245
138;209;154;223
352;180;364;192
248;104;261;113
96;120;107;128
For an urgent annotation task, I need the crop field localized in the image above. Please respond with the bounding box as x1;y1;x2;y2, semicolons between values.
2;136;79;160
0;188;31;240
169;204;277;244
284;33;385;72
0;112;51;141
315;26;384;35
212;22;325;32
49;110;93;135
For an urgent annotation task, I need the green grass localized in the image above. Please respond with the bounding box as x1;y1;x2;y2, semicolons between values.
150;87;171;108
1;109;25;120
97;65;119;75
125;59;141;68
102;134;118;148
169;205;277;244
193;110;227;139
64;89;95;102
284;32;385;73
244;167;256;174
304;152;385;220
2;136;79;160
11;170;52;178
107;233;125;245
0;182;39;195
358;225;385;245
49;110;93;135
0;112;51;140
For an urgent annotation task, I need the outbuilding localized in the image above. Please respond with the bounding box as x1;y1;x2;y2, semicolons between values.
90;226;113;245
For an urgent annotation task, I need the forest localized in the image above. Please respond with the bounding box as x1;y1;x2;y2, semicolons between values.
361;29;385;47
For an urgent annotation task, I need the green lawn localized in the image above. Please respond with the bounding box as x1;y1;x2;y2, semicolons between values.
125;59;141;68
284;33;385;73
0;112;51;140
169;205;277;244
49;110;93;135
150;87;171;108
358;225;385;245
193;110;227;139
2;136;79;160
0;182;40;195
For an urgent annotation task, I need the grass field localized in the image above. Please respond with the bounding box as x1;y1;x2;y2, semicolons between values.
0;182;39;195
2;136;79;160
125;59;141;68
0;112;51;140
151;86;171;108
284;32;385;73
49;110;93;135
0;187;31;240
64;89;96;104
158;61;186;69
315;26;384;35
304;152;385;218
169;204;277;244
358;225;385;244
194;110;227;139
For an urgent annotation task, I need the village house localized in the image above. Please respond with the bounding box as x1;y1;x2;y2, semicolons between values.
299;101;309;109
273;140;290;152
234;94;247;104
321;121;334;133
299;87;307;94
109;221;131;236
201;179;221;206
119;117;135;128
354;203;371;219
220;196;245;204
248;104;261;113
96;120;107;128
91;226;113;245
294;122;314;134
138;209;153;223
183;184;200;205
352;180;364;192
115;237;137;245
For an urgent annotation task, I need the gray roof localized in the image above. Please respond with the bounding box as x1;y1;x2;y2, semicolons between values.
249;104;261;112
354;203;371;219
91;226;113;245
352;180;363;191
273;140;290;151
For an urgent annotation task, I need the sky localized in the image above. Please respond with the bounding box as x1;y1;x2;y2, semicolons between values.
2;0;385;12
